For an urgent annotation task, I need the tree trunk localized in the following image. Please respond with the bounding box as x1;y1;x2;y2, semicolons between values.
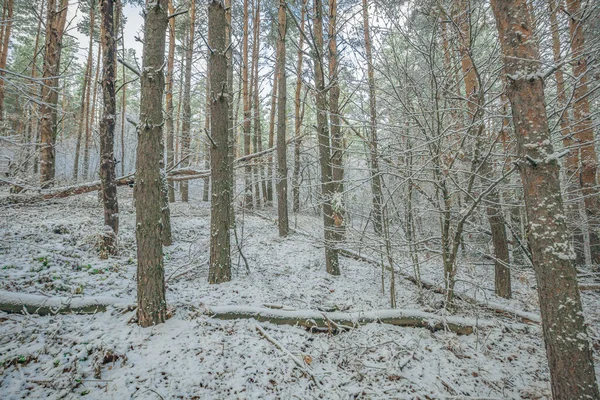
266;70;278;205
329;0;344;238
453;0;511;298
275;0;289;236
0;0;13;121
208;0;232;284
252;0;263;207
490;0;600;398
74;1;95;181
313;0;339;275
203;50;211;203
165;0;176;203
547;0;586;265
84;44;102;180
39;0;68;187
135;0;169;327
98;0;120;257
361;0;383;235
224;0;234;226
566;0;600;267
29;0;45;175
292;1;306;213
242;0;253;208
180;0;195;202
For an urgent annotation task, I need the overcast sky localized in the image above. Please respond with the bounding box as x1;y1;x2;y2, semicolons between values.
67;2;145;61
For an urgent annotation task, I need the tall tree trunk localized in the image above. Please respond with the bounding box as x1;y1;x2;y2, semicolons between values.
292;0;306;213
313;0;339;275
74;0;96;181
252;0;266;206
566;0;600;267
266;70;278;205
224;0;234;226
453;0;511;298
208;0;232;284
84;44;102;180
39;0;68;187
0;0;13;122
135;0;169;327
275;0;289;236
361;0;383;235
119;5;126;176
30;0;44;175
242;0;253;208
329;0;344;238
547;0;586;265
165;0;176;202
99;0;119;256
490;0;600;398
180;0;195;202
202;49;211;202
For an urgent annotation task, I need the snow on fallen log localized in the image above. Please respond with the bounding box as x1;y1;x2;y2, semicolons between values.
206;305;495;335
338;248;542;325
0;290;134;315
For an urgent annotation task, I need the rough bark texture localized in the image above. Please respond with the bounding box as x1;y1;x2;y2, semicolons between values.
566;0;600;266
39;0;68;187
180;0;195;202
362;0;383;236
313;0;339;275
206;306;486;335
99;0;120;256
242;0;253;208
74;1;96;181
208;0;232;284
329;0;344;238
275;0;289;237
292;1;306;213
135;0;168;327
490;0;600;398
0;0;13;121
453;0;511;298
165;0;176;203
548;0;586;265
266;70;278;205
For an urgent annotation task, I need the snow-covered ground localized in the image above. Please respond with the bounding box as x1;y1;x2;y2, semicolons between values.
0;187;598;399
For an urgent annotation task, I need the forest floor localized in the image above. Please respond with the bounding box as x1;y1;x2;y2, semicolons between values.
0;186;599;399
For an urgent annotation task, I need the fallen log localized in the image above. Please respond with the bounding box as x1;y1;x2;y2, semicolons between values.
0;290;134;315
338;248;541;324
206;305;493;335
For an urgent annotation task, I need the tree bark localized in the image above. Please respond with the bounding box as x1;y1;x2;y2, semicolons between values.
453;0;511;298
292;1;307;213
84;44;102;180
135;0;169;327
329;0;344;238
362;0;383;236
490;0;600;398
547;0;586;265
275;0;289;236
242;0;253;208
180;0;195;202
99;0;120;257
313;0;339;275
266;69;278;205
39;0;68;187
0;0;13;121
208;0;232;284
206;305;487;335
165;0;176;203
566;0;600;267
74;1;95;182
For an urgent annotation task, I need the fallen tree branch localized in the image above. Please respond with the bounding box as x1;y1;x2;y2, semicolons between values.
0;290;134;315
255;324;322;388
206;305;491;335
338;249;541;325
